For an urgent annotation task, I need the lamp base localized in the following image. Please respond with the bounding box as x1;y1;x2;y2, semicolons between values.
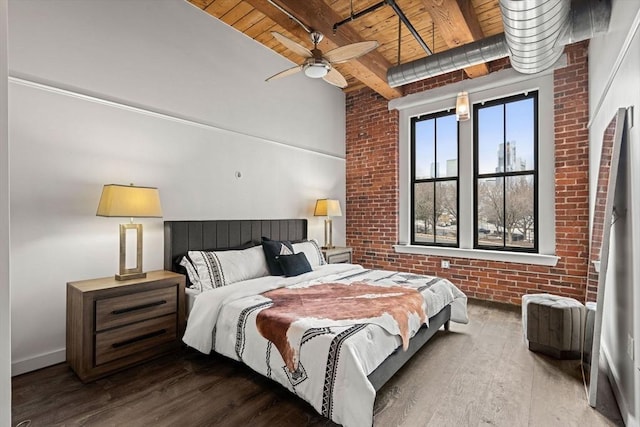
323;218;334;250
117;223;145;282
115;271;147;281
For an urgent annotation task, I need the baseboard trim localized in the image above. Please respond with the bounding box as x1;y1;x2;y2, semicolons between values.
12;348;65;377
601;344;634;426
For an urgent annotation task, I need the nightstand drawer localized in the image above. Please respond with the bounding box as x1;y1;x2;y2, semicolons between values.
322;247;352;264
327;252;351;263
95;314;177;366
95;286;177;332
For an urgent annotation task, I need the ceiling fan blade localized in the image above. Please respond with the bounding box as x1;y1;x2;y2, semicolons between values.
324;41;379;64
271;32;312;59
323;67;348;88
265;65;302;82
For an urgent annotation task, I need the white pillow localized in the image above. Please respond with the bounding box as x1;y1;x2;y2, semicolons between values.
188;245;270;291
292;239;326;267
180;256;201;291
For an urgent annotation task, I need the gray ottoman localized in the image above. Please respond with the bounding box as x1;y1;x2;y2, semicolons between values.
522;293;585;359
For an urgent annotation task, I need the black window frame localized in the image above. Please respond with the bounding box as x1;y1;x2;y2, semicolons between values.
410;110;460;247
473;91;539;253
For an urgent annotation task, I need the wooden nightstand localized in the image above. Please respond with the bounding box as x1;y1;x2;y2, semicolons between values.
322;247;353;264
66;270;185;382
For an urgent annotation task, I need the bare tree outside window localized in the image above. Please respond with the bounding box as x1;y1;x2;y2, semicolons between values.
414;182;435;242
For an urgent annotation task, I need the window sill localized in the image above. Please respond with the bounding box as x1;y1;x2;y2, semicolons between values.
393;244;559;266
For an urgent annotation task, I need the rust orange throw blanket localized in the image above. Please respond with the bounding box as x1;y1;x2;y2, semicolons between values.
256;281;426;371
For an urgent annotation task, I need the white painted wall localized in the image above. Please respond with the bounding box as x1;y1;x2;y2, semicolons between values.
588;2;640;424
0;0;11;421
8;0;346;374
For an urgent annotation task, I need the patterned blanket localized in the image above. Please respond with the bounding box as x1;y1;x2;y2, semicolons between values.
183;264;468;427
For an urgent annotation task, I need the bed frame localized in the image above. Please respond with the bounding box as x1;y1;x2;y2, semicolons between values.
164;219;451;391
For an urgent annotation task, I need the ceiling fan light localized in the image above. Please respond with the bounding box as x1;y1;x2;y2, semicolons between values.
304;63;329;79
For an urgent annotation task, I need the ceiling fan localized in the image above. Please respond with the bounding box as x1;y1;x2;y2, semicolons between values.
266;31;379;88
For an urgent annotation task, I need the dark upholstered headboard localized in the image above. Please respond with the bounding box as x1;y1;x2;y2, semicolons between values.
163;219;308;272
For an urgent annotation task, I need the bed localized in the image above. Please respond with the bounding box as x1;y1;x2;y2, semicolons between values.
164;219;468;426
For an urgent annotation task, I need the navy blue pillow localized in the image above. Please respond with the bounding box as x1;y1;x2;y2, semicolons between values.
261;237;294;276
278;252;312;277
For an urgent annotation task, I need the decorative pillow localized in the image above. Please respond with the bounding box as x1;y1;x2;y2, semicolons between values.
277;252;312;277
179;256;201;291
292;239;326;267
261;237;294;276
187;245;269;290
177;242;257;291
203;241;256;251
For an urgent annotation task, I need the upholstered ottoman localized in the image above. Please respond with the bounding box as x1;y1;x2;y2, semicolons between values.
522;293;585;359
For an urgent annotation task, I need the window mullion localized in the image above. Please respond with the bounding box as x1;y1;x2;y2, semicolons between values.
433;117;437;243
502;103;507;248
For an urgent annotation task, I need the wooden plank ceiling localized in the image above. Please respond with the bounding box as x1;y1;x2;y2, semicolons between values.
189;0;504;100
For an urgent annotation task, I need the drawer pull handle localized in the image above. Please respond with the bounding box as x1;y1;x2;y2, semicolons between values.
112;300;167;315
111;329;167;348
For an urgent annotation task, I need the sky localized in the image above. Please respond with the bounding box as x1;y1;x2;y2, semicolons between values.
414;113;457;179
477;97;535;174
414;97;535;179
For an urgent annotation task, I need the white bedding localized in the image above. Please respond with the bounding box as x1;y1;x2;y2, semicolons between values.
185;287;200;317
183;263;468;427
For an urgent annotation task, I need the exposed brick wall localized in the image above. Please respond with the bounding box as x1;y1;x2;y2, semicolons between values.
345;42;590;305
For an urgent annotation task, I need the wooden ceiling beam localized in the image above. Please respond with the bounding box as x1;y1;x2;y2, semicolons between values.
253;0;402;99
422;0;489;78
242;0;314;48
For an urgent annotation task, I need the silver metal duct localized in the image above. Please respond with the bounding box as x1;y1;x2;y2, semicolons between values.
386;0;611;87
558;0;611;44
500;0;571;74
387;34;509;88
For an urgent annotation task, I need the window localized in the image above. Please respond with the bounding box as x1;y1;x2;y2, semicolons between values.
394;71;556;265
411;111;459;246
474;92;538;252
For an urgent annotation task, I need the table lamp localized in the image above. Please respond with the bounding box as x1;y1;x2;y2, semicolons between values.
96;184;163;281
314;199;342;249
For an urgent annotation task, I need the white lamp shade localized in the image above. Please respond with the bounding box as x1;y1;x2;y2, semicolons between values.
96;184;163;218
314;199;342;217
456;91;470;121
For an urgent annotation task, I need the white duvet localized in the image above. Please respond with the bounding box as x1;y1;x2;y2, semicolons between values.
183;264;468;427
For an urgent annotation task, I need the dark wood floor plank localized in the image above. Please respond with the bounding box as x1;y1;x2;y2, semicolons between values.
12;301;623;427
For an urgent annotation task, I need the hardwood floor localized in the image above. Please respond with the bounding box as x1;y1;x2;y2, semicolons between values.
12;300;623;426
